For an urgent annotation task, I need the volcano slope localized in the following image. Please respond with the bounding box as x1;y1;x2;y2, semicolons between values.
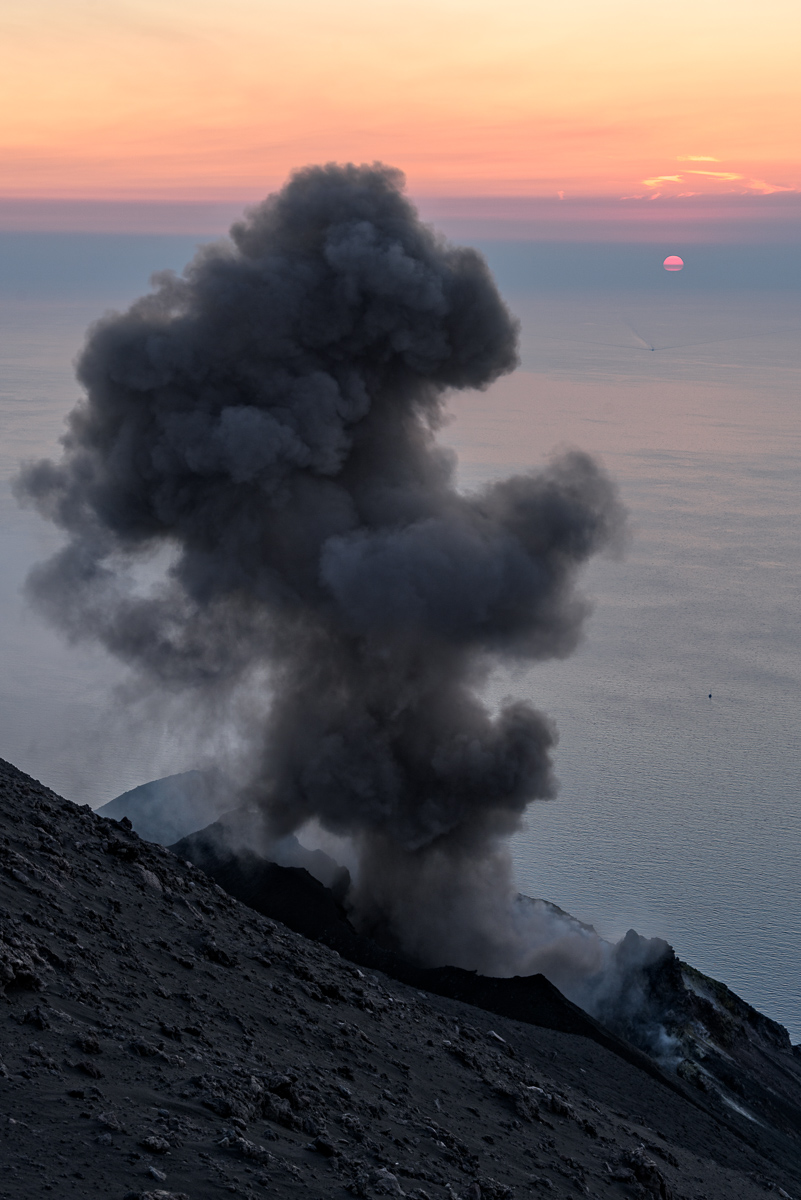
170;809;801;1143
1;756;800;1200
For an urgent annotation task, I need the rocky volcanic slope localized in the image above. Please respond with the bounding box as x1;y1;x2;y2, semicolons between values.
170;812;801;1145
1;757;799;1200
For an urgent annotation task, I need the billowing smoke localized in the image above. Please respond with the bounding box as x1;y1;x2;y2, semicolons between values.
17;163;626;996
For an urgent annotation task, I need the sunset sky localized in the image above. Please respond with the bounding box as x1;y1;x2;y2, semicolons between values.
1;0;799;222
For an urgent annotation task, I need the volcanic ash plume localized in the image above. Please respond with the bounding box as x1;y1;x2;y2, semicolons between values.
17;162;625;988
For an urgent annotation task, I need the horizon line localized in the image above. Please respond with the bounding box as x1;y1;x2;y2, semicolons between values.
0;193;799;241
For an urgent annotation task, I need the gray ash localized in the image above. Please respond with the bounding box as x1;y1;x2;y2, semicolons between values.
17;161;623;978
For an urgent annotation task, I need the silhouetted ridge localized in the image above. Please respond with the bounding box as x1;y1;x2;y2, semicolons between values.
1;753;801;1199
170;821;687;1093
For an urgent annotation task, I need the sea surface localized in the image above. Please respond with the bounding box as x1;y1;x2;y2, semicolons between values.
1;232;799;1039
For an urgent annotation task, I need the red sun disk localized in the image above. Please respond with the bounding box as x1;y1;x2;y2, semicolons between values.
663;255;684;271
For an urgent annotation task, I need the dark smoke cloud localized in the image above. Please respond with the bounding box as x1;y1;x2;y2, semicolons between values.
16;162;624;978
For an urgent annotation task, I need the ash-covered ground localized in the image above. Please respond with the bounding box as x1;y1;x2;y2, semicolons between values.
2;754;800;1200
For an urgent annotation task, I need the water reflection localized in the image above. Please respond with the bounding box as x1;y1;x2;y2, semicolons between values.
439;287;801;1039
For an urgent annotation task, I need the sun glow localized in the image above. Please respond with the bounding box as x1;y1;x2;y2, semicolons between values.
0;0;798;200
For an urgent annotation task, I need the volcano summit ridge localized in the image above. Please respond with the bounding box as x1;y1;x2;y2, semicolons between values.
0;754;800;1199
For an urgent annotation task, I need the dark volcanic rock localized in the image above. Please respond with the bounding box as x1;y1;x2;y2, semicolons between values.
598;928;801;1142
172;816;801;1137
0;753;800;1200
171;823;661;1063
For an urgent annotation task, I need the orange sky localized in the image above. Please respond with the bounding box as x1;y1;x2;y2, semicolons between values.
1;0;798;201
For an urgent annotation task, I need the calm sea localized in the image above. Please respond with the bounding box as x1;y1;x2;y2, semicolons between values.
1;232;799;1039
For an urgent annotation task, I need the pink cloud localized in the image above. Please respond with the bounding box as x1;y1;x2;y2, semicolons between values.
688;170;743;180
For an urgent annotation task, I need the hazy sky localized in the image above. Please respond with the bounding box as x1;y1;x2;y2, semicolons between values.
1;0;798;202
